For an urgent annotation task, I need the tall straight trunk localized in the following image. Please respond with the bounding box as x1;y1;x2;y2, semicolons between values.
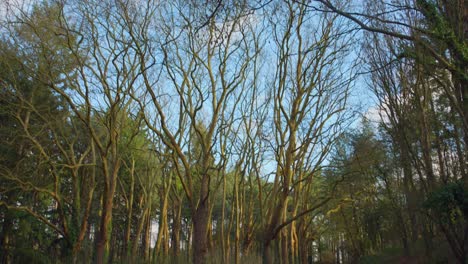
420;116;436;189
281;204;289;264
72;182;95;262
143;203;152;261
171;199;182;256
192;174;210;264
299;238;308;264
155;191;168;255
132;207;149;258
290;173;304;263
221;172;227;262
95;185;115;264
72;144;97;263
95;159;119;264
395;141;412;255
207;206;214;251
72;165;96;263
298;224;311;264
397;209;410;256
290;222;299;264
395;129;418;245
242;194;255;255
0;210;13;264
263;239;273;264
193;198;209;264
447;16;468;188
156;171;171;258
95;149;120;263
162;211;169;256
123;160;135;258
452;117;467;180
234;170;241;264
226;196;236;261
187;221;192;260
263;197;288;264
422;221;434;260
281;230;289;264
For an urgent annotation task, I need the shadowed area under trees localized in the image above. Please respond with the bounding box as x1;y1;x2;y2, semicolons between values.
0;0;466;263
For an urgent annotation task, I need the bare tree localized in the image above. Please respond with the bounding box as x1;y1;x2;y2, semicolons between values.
2;1;150;262
305;0;468;185
258;1;355;263
120;1;262;263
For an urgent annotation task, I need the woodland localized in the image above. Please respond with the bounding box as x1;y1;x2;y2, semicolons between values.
0;0;467;263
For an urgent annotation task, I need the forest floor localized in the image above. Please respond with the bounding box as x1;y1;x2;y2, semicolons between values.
359;238;456;264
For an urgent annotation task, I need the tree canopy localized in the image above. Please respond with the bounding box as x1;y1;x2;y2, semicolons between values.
0;0;466;263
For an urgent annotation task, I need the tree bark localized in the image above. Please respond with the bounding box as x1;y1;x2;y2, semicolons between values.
95;157;120;264
193;198;209;264
171;199;182;256
0;210;13;264
123;160;135;258
192;173;210;264
263;240;273;264
95;186;114;264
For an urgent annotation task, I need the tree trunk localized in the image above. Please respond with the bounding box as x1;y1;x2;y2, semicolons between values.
192;171;210;264
281;230;289;264
95;155;120;264
221;173;227;262
207;206;214;251
263;240;273;264
123;160;135;258
0;210;13;264
397;131;418;245
171;199;182;256
193;198;209;264
155;191;168;255
95;187;114;264
281;204;289;264
132;207;148;258
143;206;152;261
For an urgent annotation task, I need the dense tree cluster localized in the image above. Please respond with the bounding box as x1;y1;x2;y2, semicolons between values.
0;0;466;263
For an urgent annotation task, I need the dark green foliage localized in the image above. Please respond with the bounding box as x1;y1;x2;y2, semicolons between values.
11;248;52;264
424;181;468;223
